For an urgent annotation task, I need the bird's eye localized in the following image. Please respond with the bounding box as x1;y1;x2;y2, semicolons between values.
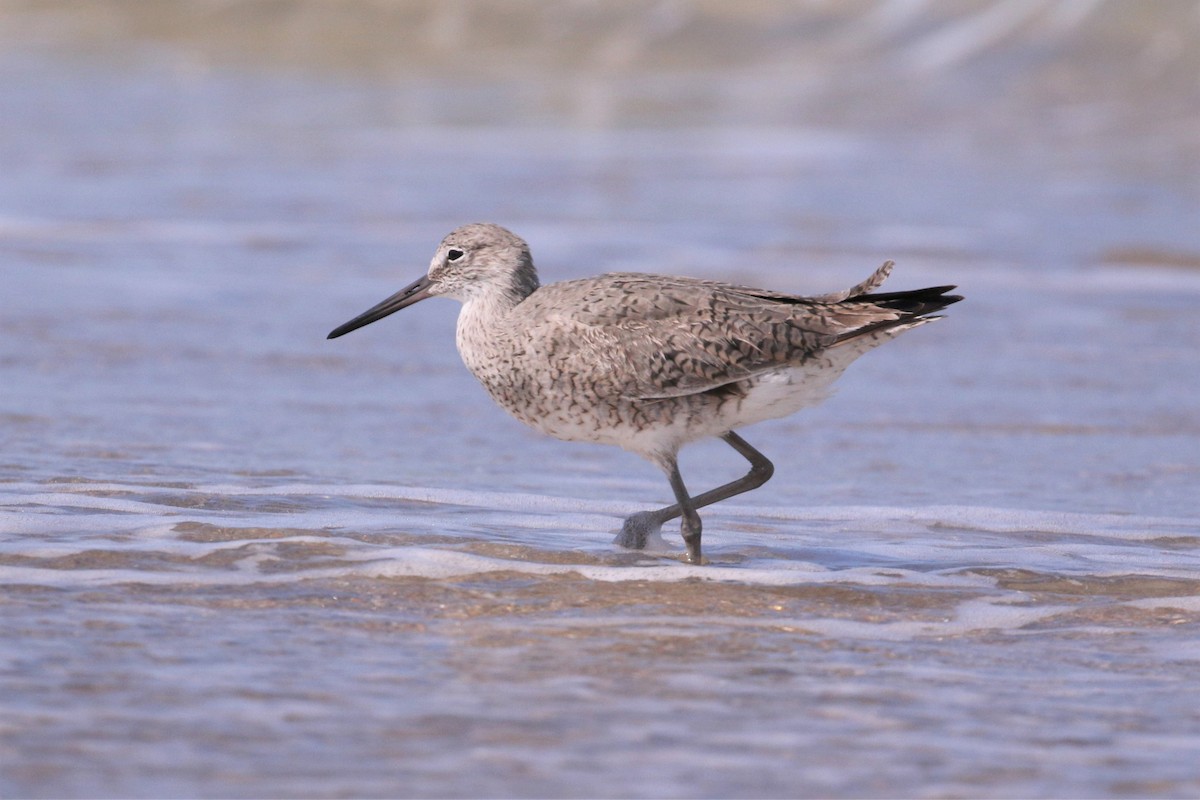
447;249;465;262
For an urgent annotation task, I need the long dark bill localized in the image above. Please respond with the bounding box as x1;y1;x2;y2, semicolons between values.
327;275;434;339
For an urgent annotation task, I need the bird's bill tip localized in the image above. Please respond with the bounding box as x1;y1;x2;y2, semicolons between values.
327;274;434;339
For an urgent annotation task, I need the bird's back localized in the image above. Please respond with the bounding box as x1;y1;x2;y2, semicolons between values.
511;264;958;399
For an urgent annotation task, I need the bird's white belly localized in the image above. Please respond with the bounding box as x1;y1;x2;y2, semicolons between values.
498;358;852;464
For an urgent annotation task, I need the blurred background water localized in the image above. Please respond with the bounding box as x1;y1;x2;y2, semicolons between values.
2;1;1199;797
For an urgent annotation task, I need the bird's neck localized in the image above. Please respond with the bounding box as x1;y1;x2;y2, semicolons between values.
454;259;540;373
455;280;533;369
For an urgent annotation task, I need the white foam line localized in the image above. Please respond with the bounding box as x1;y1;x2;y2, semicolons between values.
339;547;1012;589
3;522;1193;593
6;482;1198;538
0;543;1000;591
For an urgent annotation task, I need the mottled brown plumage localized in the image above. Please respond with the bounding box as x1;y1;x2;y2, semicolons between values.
329;223;961;563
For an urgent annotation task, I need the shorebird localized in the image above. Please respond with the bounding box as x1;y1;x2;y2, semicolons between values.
328;223;960;564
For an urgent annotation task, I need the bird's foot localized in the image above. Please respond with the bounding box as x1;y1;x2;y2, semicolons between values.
615;511;664;551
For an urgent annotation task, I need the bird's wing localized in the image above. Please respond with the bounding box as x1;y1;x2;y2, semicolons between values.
520;268;910;402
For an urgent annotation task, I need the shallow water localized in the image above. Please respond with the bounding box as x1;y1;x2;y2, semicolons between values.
3;3;1200;798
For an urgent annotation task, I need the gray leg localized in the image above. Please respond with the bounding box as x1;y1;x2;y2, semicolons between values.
666;458;703;563
616;432;775;560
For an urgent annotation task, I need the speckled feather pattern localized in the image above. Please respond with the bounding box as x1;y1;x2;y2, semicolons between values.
434;224;958;466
